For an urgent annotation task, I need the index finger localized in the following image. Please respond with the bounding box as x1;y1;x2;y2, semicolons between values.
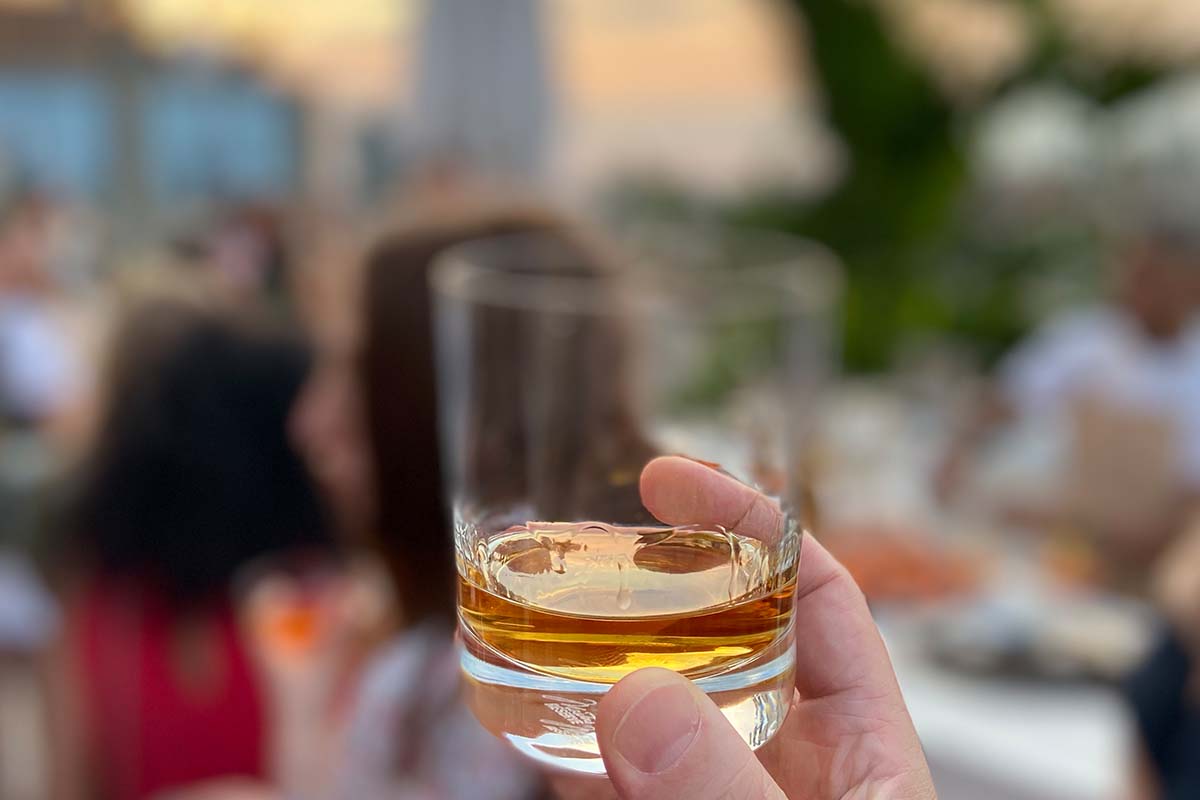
638;456;785;544
640;456;906;705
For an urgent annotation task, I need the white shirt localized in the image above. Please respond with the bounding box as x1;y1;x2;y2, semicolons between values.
0;551;57;653
0;297;75;422
1000;307;1200;486
338;626;541;800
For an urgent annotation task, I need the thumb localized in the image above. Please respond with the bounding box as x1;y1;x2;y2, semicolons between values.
596;668;787;800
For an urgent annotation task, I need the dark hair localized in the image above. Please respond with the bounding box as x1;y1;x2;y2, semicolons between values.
360;216;556;626
361;214;655;628
66;300;332;606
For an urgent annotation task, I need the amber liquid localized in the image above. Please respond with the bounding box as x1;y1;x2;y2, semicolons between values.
457;522;798;773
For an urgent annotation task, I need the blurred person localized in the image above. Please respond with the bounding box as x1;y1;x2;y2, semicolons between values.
48;293;333;800
292;204;663;799
1124;514;1200;799
0;193;87;799
291;209;559;800
936;221;1200;579
0;191;80;432
0;190;97;558
152;204;296;320
209;205;293;312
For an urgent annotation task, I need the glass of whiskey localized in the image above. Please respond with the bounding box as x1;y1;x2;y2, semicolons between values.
431;227;838;774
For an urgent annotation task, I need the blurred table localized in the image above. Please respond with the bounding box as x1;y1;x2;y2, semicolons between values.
886;627;1132;800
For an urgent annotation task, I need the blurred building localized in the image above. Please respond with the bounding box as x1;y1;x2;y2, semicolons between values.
117;0;826;206
410;0;552;182
0;0;304;249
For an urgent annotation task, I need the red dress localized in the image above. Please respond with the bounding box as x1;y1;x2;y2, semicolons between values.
71;581;266;800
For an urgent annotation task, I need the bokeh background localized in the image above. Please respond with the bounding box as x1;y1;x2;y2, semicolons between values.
5;1;1200;799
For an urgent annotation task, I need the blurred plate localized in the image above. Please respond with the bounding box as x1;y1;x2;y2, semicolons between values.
923;590;1156;684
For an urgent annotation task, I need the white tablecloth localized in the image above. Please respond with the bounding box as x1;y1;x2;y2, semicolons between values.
888;634;1132;800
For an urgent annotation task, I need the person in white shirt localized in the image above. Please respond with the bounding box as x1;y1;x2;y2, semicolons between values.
937;222;1200;574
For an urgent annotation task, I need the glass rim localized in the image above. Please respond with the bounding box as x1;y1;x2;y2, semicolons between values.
429;227;842;321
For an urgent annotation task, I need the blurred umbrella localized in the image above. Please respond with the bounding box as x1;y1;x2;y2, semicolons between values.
411;0;553;183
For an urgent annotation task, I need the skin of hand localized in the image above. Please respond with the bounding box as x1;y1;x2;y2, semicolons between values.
1154;516;1200;656
586;456;937;800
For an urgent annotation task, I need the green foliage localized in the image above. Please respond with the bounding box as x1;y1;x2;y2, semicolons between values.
726;0;1168;372
603;1;1173;375
730;0;968;371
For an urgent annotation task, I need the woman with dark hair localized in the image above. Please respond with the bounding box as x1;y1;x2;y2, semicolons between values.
293;207;645;799
52;295;332;800
293;211;547;800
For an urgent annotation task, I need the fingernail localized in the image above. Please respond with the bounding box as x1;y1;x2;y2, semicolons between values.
678;454;724;472
612;683;701;774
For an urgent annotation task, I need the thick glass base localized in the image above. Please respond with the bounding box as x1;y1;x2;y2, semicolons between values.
460;624;796;775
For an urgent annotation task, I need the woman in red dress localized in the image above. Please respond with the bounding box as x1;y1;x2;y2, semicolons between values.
52;294;332;799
